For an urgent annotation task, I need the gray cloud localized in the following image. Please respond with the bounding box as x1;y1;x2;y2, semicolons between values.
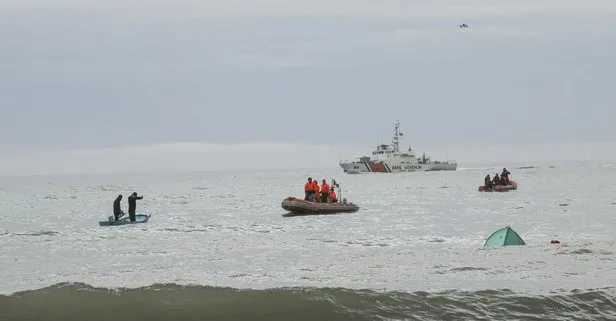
0;0;614;174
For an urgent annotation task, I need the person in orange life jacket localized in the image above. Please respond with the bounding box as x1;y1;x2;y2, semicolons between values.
304;178;315;201
328;188;337;203
312;180;320;202
320;179;330;203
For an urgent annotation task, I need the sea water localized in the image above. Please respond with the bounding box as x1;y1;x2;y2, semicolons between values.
1;162;615;320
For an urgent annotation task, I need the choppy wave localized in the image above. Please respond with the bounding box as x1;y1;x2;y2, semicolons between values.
1;283;615;320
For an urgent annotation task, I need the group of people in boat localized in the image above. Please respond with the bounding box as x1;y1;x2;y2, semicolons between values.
484;168;511;189
304;177;338;203
113;192;144;221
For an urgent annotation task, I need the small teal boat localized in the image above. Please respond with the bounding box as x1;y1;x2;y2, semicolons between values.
484;225;525;247
99;214;151;226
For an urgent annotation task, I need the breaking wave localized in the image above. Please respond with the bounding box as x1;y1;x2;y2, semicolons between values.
2;283;615;320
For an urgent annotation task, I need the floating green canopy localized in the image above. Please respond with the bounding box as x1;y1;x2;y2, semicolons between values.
484;225;526;247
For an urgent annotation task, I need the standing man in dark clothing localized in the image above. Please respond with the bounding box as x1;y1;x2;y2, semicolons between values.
113;194;124;221
501;168;510;179
127;192;144;222
501;168;511;184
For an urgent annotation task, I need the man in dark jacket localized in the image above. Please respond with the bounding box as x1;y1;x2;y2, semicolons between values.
113;194;124;221
501;168;510;179
484;174;493;189
127;192;144;221
501;168;511;184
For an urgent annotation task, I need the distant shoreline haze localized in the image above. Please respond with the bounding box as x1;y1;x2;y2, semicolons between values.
0;140;614;176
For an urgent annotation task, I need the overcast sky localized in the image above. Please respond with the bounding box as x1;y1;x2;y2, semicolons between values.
1;0;615;175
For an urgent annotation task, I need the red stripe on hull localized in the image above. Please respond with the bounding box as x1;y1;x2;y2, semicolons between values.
369;162;388;172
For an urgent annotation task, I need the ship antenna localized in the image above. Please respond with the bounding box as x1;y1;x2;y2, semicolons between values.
392;120;400;152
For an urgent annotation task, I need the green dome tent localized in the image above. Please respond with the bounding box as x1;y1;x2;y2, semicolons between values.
484;225;526;247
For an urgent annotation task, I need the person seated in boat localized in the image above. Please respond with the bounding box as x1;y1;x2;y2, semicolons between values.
492;173;500;186
484;174;493;189
304;178;315;201
320;179;330;203
313;179;321;202
498;174;508;186
328;188;338;203
113;194;125;221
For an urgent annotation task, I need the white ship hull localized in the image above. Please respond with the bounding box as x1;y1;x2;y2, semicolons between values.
340;160;457;173
339;121;458;174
